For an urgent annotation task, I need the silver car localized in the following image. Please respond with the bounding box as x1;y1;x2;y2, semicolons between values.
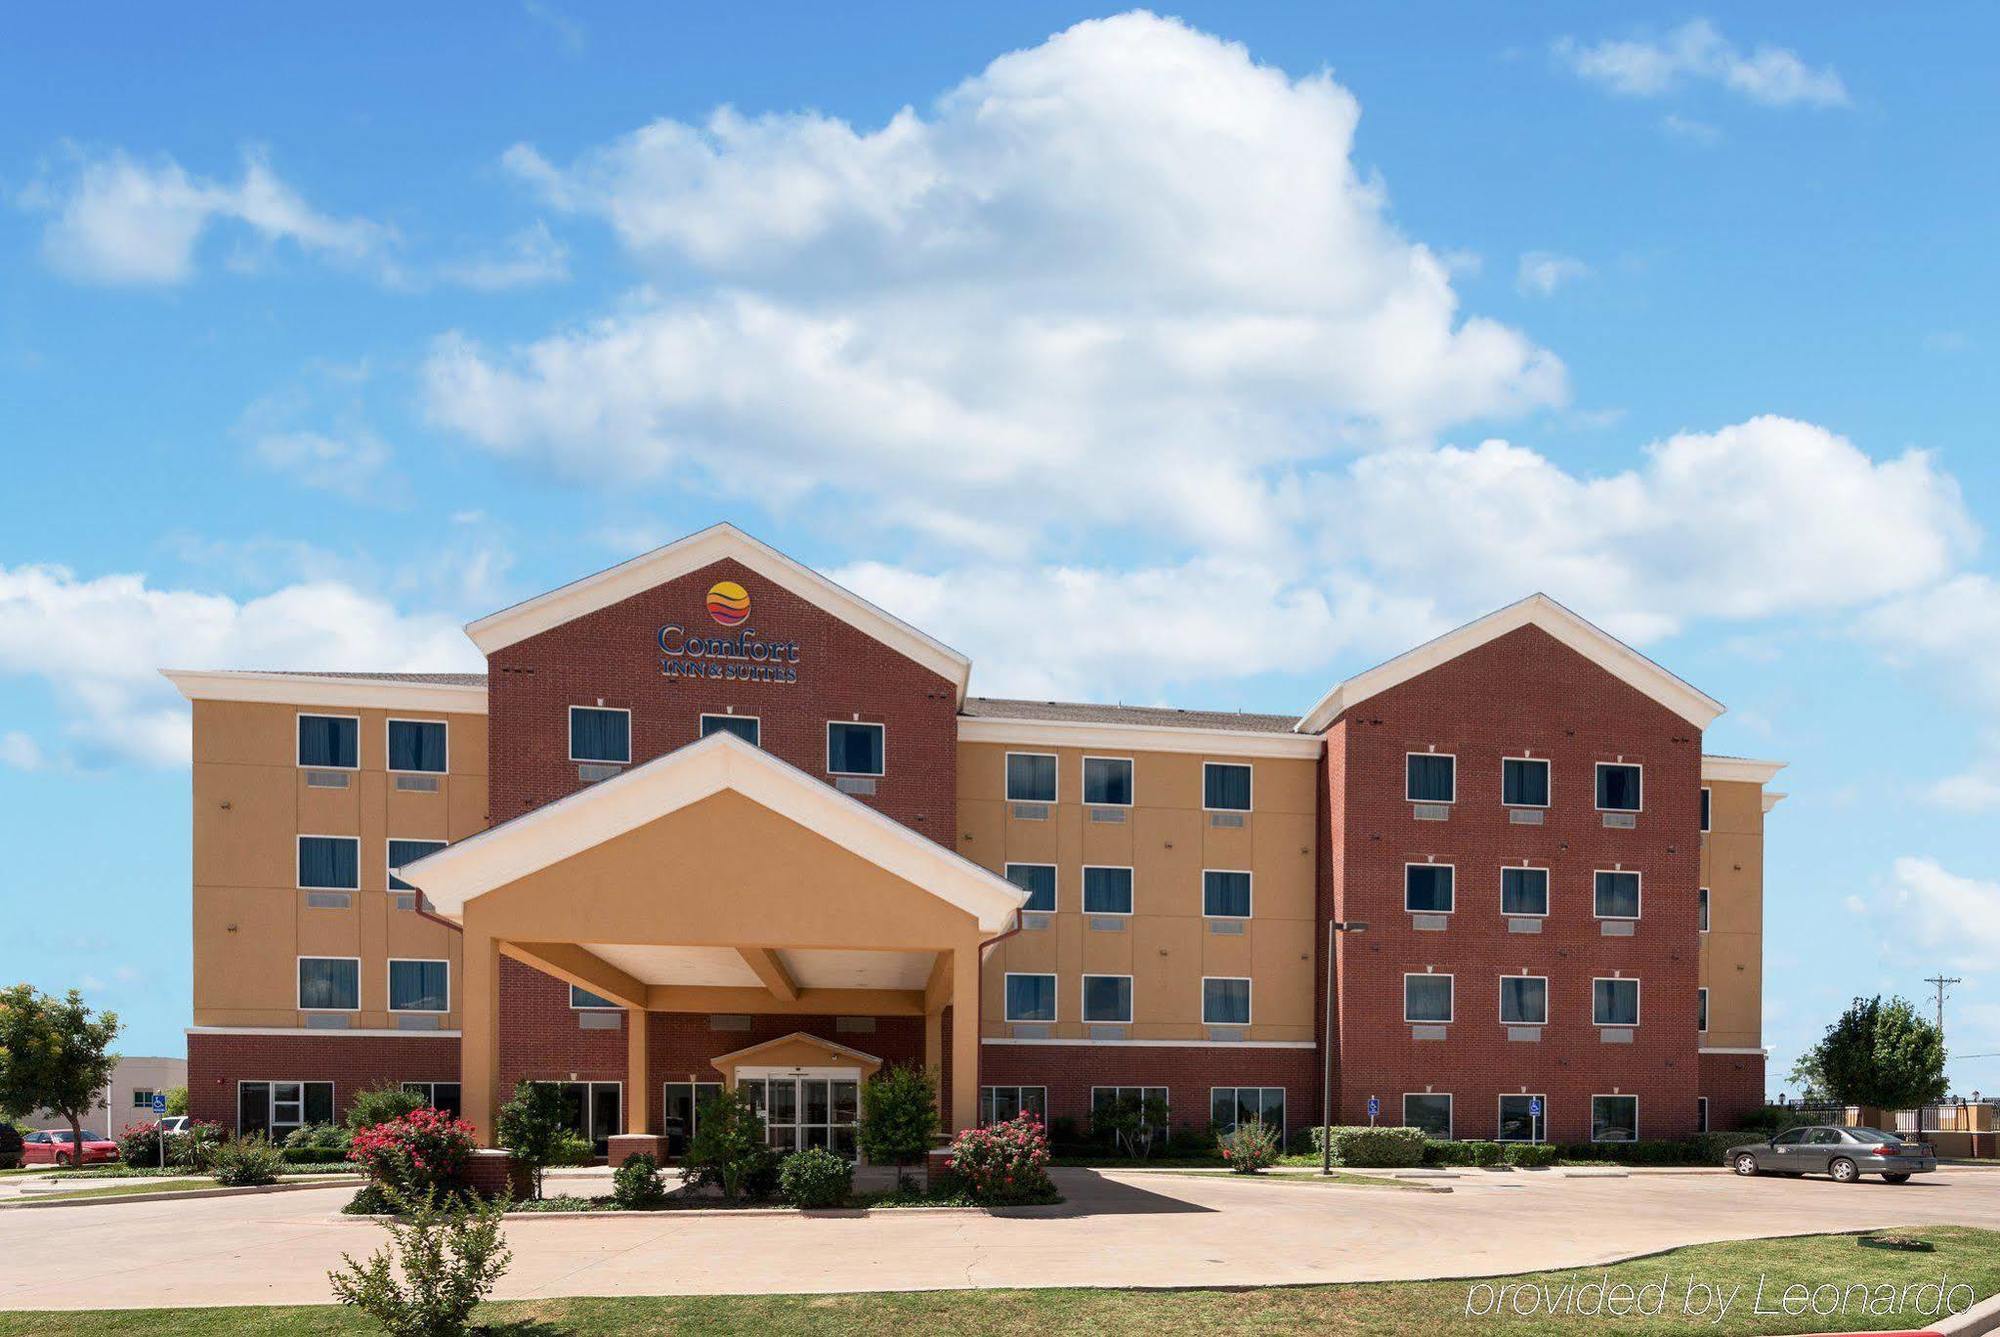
1727;1125;1936;1183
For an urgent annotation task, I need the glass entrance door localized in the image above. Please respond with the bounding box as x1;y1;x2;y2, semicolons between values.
739;1074;860;1158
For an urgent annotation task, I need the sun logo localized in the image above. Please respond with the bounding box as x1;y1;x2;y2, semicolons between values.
705;580;751;626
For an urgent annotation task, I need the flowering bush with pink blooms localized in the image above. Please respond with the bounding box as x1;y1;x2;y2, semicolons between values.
945;1114;1055;1205
1218;1119;1278;1173
347;1107;477;1195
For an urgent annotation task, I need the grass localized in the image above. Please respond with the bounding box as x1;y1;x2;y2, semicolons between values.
3;1173;355;1206
1;1225;1993;1335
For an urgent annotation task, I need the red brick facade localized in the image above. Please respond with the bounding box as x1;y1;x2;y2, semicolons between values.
187;1030;460;1129
1699;1050;1768;1133
981;1042;1320;1138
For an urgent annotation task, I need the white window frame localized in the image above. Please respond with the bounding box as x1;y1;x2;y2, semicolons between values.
296;712;360;771
1080;973;1135;1024
1404;861;1456;915
131;1088;156;1110
297;955;362;1013
1498;974;1550;1026
1209;1086;1286;1137
1003;972;1060;1023
1081;864;1135;916
1499;865;1550;918
384;717;449;775
1201;761;1254;813
1698;986;1709;1034
1595;761;1644;813
1003;862;1057;914
1403;972;1454;1024
1592;868;1643;921
236;1079;335;1139
1496;1093;1547;1143
1201;976;1253;1026
699;713;761;746
1402;1092;1453;1140
1003;751;1059;803
825;719;886;777
1700;785;1712;832
387;837;448;893
1201;868;1254;920
568;984;620;1011
567;705;633;764
1080;754;1135;808
1592;976;1642;1028
296;834;360;891
386;958;451;1014
1405;750;1457;804
1699;885;1710;932
1591;1093;1640;1143
1500;755;1551;809
981;1085;1049;1125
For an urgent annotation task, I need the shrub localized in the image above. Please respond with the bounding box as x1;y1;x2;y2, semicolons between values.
1218;1120;1279;1173
212;1135;285;1187
947;1114;1054;1203
328;1181;513;1336
0;1122;23;1170
1736;1105;1812;1136
858;1064;938;1187
1311;1125;1428;1168
681;1089;778;1204
283;1146;352;1166
495;1082;572;1201
349;1108;478;1196
1089;1092;1172;1159
287;1122;351;1153
118;1122;164;1167
551;1134;595;1167
779;1147;853;1208
611;1153;668;1209
1503;1141;1560;1167
345;1083;428;1133
173;1120;227;1172
1424;1139;1503;1167
163;1086;188;1116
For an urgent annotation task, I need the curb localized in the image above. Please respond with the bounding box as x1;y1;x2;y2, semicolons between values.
1;1176;361;1211
1938;1289;2000;1336
339;1200;1067;1222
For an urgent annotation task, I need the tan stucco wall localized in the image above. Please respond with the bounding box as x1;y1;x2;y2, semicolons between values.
957;741;1319;1043
1698;778;1766;1051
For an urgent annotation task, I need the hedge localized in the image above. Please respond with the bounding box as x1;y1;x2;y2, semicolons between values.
1423;1139;1504;1167
281;1146;351;1165
1306;1126;1752;1169
1308;1125;1428;1167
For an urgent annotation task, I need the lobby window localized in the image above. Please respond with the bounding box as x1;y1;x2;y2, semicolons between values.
1202;977;1252;1026
1503;756;1550;807
1591;1094;1639;1143
1082;974;1134;1024
238;1081;333;1140
388;839;446;893
386;719;447;774
298;957;360;1012
1005;752;1057;803
1203;762;1253;812
981;1086;1047;1125
1501;867;1549;917
1698;987;1709;1034
388;959;449;1013
1211;1087;1285;1136
1202;869;1252;919
1405;863;1455;914
1082;866;1133;915
1700;786;1711;832
1404;973;1454;1024
1004;973;1057;1023
700;714;759;746
1406;752;1455;803
401;1082;462;1118
1596;762;1643;812
1593;977;1641;1027
1402;1093;1452;1138
826;721;885;776
1500;976;1549;1026
298;713;358;769
1082;755;1133;806
569;706;631;764
1004;863;1056;913
298;835;359;890
569;985;619;1010
1498;1094;1546;1143
1593;870;1642;920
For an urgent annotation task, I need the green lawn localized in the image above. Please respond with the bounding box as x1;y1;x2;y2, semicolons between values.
1;1174;354;1206
1;1226;1992;1335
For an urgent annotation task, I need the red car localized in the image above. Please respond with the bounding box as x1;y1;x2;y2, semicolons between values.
21;1129;119;1166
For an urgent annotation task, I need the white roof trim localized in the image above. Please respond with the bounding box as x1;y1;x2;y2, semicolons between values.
1701;755;1787;785
1762;791;1787;813
185;1026;462;1039
400;730;1025;933
464;523;973;701
162;670;487;715
1296;594;1725;733
711;1031;885;1069
957;715;1320;759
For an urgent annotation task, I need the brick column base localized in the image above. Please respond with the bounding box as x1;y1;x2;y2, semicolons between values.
607;1133;668;1166
461;1148;532;1201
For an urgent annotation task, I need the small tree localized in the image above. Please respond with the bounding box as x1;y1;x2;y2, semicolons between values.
345;1082;427;1133
329;1181;512;1336
681;1089;775;1203
1090;1092;1170;1160
1794;995;1948;1110
858;1064;937;1188
0;985;120;1169
163;1086;189;1116
494;1082;569;1201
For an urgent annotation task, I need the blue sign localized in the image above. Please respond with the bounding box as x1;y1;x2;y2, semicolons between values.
151;1092;167;1115
1367;1095;1380;1117
1529;1097;1542;1117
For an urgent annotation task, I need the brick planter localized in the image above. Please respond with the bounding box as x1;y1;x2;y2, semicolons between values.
461;1148;532;1201
606;1134;668;1166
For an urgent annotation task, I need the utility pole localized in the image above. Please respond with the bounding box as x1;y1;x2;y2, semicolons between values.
1924;975;1962;1037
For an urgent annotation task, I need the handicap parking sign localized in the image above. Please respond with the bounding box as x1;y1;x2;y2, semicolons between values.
1529;1097;1542;1117
152;1092;167;1115
1367;1095;1380;1118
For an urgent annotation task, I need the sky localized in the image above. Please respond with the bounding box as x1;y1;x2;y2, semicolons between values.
3;4;1997;1095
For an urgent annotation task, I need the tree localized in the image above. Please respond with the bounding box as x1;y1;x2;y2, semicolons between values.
1793;995;1947;1110
163;1085;189;1116
494;1081;571;1200
0;985;121;1167
681;1089;775;1204
858;1064;937;1188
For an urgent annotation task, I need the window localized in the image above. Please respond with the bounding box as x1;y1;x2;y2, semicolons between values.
662;1081;725;1153
401;1082;463;1117
1202;977;1251;1026
1004;974;1057;1022
1699;886;1710;932
530;1080;623;1155
1593;977;1641;1027
298;835;359;890
1500;866;1549;917
1081;755;1133;806
1700;786;1711;832
1211;1087;1285;1136
386;719;447;773
1202;869;1252;918
388;839;447;892
1698;987;1709;1033
1591;1094;1639;1143
1082;975;1134;1023
569;985;619;1010
238;1081;334;1140
388;959;449;1013
700;714;759;745
298;957;360;1011
1502;756;1550;807
1498;1094;1545;1143
981;1086;1047;1125
1403;973;1453;1023
1405;863;1455;913
1203;762;1253;812
132;1088;155;1110
1005;753;1057;803
1500;976;1549;1026
826;721;884;776
1082;866;1133;915
569;706;631;764
1596;762;1643;812
298;714;358;769
1402;1093;1452;1138
1406;752;1455;803
1093;1086;1171;1151
1697;1097;1709;1134
1004;863;1056;913
1593;870;1641;919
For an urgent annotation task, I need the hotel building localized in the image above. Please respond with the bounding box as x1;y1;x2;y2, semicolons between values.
166;524;1780;1156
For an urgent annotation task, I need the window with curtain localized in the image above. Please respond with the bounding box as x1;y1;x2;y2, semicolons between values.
1594;870;1641;919
1503;757;1550;806
1004;974;1057;1022
1005;753;1057;802
1500;976;1548;1025
1004;864;1056;913
1699;887;1710;932
1203;762;1252;811
1081;975;1133;1023
1404;974;1454;1022
1698;987;1709;1032
1202;870;1252;918
1081;756;1133;806
1202;977;1251;1025
1596;762;1642;811
1402;1093;1452;1137
388;839;446;892
1501;867;1549;916
1700;786;1711;831
298;836;359;890
700;715;759;745
826;721;884;775
1405;864;1454;913
1082;866;1133;914
1593;978;1640;1026
297;714;358;768
387;719;447;772
298;957;359;1010
569;707;631;763
389;959;449;1012
1406;753;1455;803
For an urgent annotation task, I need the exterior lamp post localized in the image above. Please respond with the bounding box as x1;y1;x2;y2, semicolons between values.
1320;918;1369;1176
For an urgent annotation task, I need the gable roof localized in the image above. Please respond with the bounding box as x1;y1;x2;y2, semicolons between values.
464;522;973;701
1295;593;1725;733
397;729;1025;932
709;1031;885;1070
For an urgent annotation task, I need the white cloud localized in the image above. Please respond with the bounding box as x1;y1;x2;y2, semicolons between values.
1555;20;1849;108
1516;251;1590;297
250;430;396;503
1875;858;2000;970
438;220;570;291
1661;114;1722;145
1864;575;2000;711
0;730;44;771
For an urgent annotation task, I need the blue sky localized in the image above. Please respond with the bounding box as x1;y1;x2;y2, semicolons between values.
4;4;1998;1093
